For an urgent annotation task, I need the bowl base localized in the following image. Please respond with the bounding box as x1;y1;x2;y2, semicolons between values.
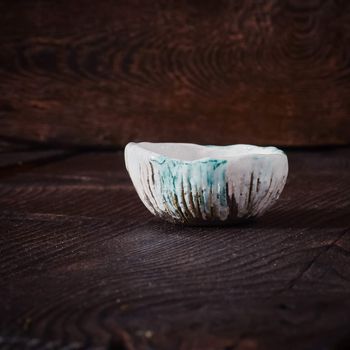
157;215;258;227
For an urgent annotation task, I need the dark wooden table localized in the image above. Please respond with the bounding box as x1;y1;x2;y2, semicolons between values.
1;148;350;350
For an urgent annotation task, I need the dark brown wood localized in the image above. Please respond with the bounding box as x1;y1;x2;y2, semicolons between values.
1;0;350;148
0;150;72;168
0;148;350;350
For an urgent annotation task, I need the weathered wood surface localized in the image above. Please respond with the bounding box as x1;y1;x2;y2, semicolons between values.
1;0;350;148
0;150;73;168
0;148;350;350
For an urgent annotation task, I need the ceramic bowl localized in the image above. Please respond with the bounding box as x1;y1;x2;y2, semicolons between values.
124;142;288;225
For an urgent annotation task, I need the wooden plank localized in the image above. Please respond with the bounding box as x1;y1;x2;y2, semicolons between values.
0;150;76;183
0;149;350;349
1;0;350;148
0;150;71;168
0;139;33;152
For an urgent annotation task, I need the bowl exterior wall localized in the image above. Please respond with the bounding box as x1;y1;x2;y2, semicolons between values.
125;143;288;224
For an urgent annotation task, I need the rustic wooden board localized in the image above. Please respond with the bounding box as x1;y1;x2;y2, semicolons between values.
0;150;73;168
0;149;350;350
1;0;350;148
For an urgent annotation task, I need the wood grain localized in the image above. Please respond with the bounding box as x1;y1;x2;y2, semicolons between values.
0;0;350;148
1;148;350;349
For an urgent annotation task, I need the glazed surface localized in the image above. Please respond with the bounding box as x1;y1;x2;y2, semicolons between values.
125;142;288;224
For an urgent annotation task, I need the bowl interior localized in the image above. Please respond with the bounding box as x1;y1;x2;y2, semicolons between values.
138;142;284;162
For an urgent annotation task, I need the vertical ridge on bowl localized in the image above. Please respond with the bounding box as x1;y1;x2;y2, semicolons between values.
153;157;231;223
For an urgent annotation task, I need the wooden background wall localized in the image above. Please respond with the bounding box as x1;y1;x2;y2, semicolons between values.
0;0;350;149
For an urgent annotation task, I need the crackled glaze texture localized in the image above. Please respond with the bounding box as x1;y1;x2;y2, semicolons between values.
125;142;288;225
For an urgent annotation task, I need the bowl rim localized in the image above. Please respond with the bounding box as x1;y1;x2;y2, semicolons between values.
125;142;287;164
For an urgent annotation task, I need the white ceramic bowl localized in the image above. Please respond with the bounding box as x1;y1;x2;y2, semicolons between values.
125;142;288;225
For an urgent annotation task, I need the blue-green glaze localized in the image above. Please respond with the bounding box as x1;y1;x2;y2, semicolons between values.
150;156;229;220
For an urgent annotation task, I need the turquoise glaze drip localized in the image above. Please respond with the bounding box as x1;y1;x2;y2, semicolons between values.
151;156;229;221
